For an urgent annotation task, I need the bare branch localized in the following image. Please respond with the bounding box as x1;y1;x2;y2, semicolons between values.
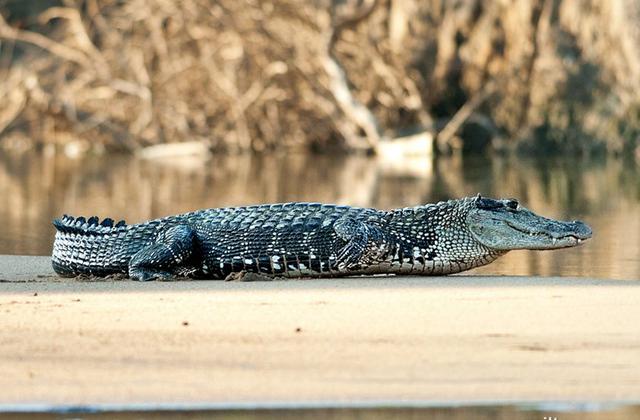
324;0;383;150
436;82;496;151
0;13;93;69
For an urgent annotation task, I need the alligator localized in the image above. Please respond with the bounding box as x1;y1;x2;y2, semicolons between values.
51;195;592;281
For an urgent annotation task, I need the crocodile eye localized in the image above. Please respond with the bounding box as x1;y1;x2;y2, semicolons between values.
505;199;519;210
476;197;502;210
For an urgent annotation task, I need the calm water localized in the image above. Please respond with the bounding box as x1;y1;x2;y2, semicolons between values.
0;151;638;280
1;403;639;419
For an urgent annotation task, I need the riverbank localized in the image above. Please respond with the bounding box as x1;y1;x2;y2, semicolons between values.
0;255;639;406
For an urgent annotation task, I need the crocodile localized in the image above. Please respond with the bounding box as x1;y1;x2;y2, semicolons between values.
51;195;592;281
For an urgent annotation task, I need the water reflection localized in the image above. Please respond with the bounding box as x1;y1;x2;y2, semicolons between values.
1;404;639;420
0;151;638;279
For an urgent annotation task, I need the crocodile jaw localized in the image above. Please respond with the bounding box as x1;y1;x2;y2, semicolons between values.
467;206;592;251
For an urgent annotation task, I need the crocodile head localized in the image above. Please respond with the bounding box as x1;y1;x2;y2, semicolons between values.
466;195;592;251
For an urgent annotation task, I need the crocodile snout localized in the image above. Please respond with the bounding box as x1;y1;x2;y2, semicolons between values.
570;220;592;239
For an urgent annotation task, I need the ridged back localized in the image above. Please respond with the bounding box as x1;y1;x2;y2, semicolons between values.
52;214;128;235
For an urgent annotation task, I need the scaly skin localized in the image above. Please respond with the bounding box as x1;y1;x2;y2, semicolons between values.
51;195;592;281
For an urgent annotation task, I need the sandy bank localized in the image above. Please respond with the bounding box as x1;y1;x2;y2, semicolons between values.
0;255;639;406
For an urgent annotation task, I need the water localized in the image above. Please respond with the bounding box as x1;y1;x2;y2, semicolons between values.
0;151;638;280
1;402;639;419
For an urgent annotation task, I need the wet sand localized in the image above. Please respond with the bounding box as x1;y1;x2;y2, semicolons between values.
0;255;639;406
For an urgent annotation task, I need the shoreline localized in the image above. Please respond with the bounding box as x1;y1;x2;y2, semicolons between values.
0;400;638;417
0;255;639;406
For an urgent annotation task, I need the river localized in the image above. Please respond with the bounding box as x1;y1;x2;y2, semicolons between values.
0;151;638;280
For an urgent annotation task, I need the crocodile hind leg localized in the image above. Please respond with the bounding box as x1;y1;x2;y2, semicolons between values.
129;225;198;281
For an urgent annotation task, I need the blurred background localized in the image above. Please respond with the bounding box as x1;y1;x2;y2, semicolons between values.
0;0;638;279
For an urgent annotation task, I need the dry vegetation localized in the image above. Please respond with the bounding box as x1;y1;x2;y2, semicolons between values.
0;0;639;155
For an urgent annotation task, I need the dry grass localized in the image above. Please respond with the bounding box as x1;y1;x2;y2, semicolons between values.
0;0;639;154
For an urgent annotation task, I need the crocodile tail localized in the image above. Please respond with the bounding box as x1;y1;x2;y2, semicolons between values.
52;215;131;277
52;214;128;235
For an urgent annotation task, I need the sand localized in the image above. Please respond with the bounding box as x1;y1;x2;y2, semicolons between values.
0;255;639;407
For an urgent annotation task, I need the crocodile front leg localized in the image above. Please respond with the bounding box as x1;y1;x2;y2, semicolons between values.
334;217;371;269
129;225;199;281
